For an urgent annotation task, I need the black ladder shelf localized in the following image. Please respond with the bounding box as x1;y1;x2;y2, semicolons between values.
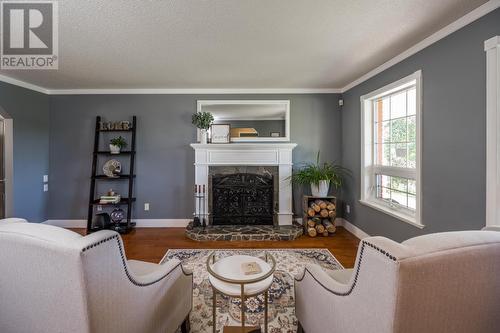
87;116;137;234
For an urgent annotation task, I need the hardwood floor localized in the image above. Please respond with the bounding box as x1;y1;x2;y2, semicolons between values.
71;226;360;267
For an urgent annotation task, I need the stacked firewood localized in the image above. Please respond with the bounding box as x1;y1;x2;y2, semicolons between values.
304;198;336;237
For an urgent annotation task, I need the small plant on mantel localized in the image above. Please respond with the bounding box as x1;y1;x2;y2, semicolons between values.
290;151;350;197
109;136;127;154
192;111;214;144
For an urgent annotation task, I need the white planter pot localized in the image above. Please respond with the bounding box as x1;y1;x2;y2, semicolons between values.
109;144;121;154
200;129;208;144
311;180;330;197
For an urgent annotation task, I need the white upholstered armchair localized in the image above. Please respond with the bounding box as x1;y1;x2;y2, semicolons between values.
295;230;500;333
0;220;193;333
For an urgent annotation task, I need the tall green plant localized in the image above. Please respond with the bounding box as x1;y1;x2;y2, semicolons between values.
290;151;350;188
192;112;214;130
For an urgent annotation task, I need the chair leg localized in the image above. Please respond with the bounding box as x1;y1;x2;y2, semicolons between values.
181;314;190;333
297;321;305;333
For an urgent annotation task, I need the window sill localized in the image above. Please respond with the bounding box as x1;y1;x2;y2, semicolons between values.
359;199;424;229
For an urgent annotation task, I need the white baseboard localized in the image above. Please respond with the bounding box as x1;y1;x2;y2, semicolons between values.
43;219;191;228
43;218;370;239
337;218;370;239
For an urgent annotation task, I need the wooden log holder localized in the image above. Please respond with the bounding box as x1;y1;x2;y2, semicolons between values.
302;195;337;237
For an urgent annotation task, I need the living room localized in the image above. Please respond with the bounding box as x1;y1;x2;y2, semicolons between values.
1;1;499;333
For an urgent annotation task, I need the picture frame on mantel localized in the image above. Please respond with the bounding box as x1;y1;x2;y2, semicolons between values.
211;124;231;143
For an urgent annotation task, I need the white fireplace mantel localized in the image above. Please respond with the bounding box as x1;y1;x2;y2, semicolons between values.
191;143;297;225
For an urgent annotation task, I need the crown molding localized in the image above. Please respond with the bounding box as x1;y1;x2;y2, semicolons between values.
46;88;341;95
340;0;500;93
0;76;341;94
0;74;49;94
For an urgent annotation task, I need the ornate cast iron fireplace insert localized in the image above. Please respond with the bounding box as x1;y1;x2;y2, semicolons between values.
211;173;274;225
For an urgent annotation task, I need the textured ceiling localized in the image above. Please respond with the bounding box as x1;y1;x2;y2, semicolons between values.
0;0;489;90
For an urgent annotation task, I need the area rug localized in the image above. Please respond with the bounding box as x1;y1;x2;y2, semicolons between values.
163;249;343;333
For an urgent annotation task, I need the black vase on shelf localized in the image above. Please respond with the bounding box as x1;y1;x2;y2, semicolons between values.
92;212;111;230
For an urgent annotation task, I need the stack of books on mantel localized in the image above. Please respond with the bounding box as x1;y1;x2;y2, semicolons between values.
99;195;121;204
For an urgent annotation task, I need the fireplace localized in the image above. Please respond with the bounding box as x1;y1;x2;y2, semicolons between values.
209;166;278;225
211;173;274;225
191;143;297;225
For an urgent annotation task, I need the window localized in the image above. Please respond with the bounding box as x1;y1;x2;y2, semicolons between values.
360;71;422;228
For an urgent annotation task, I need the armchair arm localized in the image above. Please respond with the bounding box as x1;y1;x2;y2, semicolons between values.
78;230;192;287
125;258;192;286
295;239;401;333
0;218;28;224
78;230;193;333
295;264;353;295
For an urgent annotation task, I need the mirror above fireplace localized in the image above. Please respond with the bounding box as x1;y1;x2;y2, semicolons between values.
197;100;290;142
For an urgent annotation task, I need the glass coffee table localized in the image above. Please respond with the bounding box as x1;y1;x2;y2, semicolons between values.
207;252;276;333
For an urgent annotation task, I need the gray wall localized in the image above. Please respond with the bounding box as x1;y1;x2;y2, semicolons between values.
340;8;500;241
0;82;50;222
48;94;341;220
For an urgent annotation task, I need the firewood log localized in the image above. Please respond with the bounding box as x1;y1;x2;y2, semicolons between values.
315;200;327;209
320;209;329;218
308;227;317;237
307;208;315;217
328;210;336;218
315;224;325;234
312;217;321;224
307;219;316;228
322;230;329;237
326;203;336;211
322;219;336;233
310;202;321;212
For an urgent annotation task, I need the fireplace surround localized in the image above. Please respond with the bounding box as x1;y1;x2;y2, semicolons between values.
191;143;297;225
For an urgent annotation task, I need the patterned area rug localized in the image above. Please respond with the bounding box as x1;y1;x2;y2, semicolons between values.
162;249;343;333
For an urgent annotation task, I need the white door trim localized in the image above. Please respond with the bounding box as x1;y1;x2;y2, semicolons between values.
0;106;14;218
485;36;500;227
3;119;13;217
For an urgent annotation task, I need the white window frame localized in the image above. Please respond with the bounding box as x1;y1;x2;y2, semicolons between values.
485;36;500;228
360;70;423;228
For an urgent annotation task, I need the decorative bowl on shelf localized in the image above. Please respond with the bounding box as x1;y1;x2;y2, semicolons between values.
110;208;125;224
103;159;121;178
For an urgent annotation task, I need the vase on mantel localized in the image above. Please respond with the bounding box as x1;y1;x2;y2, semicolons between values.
200;129;208;144
311;180;330;197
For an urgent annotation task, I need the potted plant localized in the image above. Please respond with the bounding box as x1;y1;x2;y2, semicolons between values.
290;151;350;197
109;136;127;154
192;111;214;144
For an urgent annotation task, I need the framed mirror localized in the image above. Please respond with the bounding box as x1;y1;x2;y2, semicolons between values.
197;100;290;142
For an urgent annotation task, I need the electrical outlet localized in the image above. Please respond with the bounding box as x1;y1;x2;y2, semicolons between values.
97;205;103;211
43;175;48;182
144;203;150;211
346;204;351;214
43;184;48;192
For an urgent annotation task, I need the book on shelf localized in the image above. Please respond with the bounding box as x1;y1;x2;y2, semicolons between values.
99;195;121;204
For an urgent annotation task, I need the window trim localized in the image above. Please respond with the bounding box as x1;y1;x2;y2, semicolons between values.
360;70;423;228
485;36;500;228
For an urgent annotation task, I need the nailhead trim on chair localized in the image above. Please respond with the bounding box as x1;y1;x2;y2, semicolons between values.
294;241;397;296
364;241;397;261
81;235;117;252
81;234;193;287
